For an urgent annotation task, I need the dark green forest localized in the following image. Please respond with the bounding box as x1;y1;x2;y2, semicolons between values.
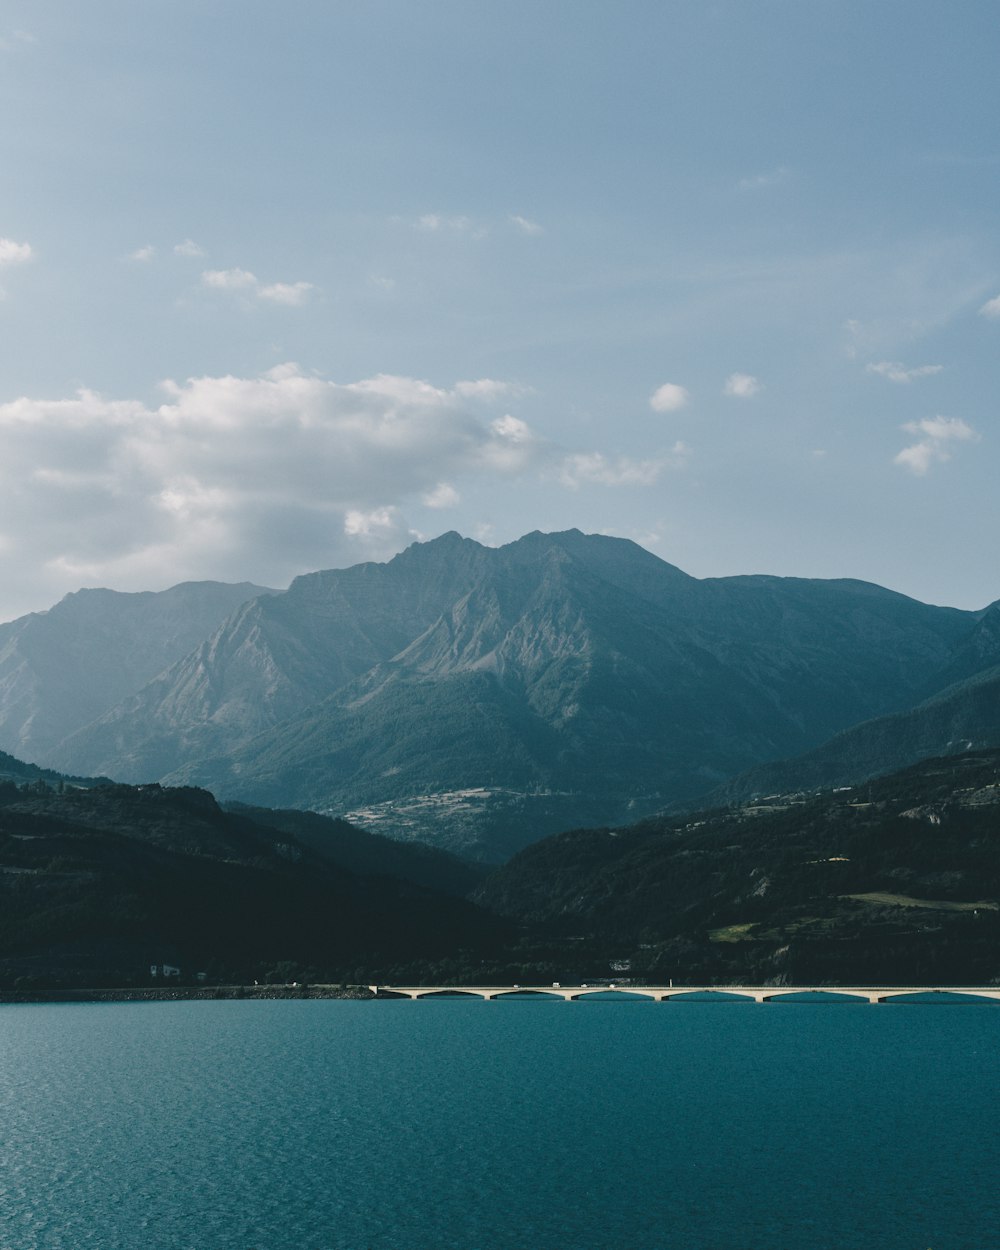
1;749;998;993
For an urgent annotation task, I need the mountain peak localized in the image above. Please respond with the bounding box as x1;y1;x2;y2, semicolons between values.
396;530;483;557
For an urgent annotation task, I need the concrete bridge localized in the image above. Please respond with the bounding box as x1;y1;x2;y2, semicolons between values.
369;984;1000;1004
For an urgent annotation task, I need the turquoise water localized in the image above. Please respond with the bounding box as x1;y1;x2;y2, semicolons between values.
0;998;997;1250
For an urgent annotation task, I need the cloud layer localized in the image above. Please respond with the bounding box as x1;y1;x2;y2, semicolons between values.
558;443;689;488
894;416;979;475
0;368;665;616
867;361;943;384
201;268;314;305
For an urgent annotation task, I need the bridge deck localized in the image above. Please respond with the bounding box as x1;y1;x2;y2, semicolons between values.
369;984;1000;1004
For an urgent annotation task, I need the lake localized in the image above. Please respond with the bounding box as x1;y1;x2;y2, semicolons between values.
0;997;997;1250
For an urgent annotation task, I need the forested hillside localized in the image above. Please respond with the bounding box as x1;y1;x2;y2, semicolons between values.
3;751;998;991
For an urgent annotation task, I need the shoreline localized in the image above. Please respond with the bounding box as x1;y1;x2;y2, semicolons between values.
0;984;376;1005
5;982;1000;1006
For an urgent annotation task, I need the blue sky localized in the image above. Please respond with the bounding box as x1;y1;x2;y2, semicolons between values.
1;1;998;620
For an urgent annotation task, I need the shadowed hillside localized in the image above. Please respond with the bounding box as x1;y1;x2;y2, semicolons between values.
473;750;1000;986
0;774;507;990
2;749;998;990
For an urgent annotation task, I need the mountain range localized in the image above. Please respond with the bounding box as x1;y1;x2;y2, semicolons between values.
2;530;999;861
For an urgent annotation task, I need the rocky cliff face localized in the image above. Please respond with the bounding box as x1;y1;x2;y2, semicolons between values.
0;581;274;766
45;534;493;780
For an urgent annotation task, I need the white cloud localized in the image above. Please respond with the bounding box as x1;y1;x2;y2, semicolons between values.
453;378;526;401
723;372;760;398
0;369;553;610
490;414;532;441
129;245;156;263
202;267;258;290
894;415;979;475
201;268;314;305
369;274;396;291
558;443;689;488
421;482;460;509
482;414;543;471
904;416;977;442
258;281;314;306
0;238;33;265
867;360;943;384
344;506;412;540
649;382;690;413
174;238;206;258
979;294;1000;319
509;214;543;235
894;442;936;476
263;362;302;382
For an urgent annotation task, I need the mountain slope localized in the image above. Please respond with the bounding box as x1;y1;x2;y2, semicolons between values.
45;533;492;779
142;531;979;859
228;803;485;897
0;581;273;765
474;749;1000;985
706;658;1000;807
0;774;506;988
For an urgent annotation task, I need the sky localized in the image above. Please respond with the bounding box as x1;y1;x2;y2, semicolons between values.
0;0;998;621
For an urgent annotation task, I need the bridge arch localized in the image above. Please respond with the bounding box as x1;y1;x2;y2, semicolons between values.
568;989;656;1001
757;990;871;1004
875;989;1000;1005
661;989;756;1003
492;989;563;1000
412;989;487;1000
